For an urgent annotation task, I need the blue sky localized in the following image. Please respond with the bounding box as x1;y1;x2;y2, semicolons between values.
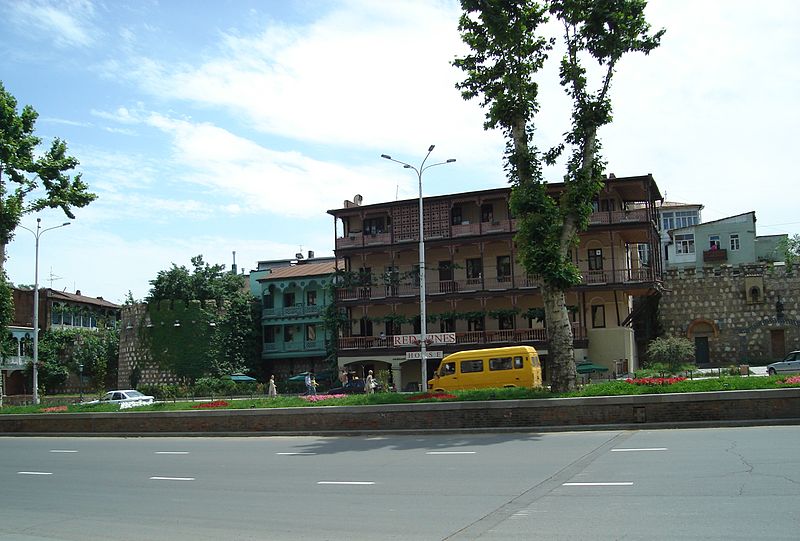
2;0;799;304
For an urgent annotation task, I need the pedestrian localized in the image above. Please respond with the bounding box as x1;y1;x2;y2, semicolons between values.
268;375;278;398
305;370;317;396
365;370;375;394
339;369;348;386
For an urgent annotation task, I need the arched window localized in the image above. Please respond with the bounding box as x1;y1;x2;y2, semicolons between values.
749;286;761;303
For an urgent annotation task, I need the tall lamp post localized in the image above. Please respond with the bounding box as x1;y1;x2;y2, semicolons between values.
381;145;455;391
19;218;71;404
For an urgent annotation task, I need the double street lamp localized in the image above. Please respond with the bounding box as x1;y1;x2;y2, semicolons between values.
19;218;70;404
381;145;456;391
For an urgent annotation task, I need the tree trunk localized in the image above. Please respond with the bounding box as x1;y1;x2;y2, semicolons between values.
542;284;576;392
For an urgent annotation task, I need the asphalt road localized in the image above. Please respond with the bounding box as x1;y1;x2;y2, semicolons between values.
1;426;798;540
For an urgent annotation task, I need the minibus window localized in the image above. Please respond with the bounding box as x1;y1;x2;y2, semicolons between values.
440;362;456;376
514;356;524;369
460;360;483;373
489;357;513;371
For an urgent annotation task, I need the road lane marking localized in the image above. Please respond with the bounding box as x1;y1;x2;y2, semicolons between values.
562;482;633;486
276;452;316;455
18;472;53;475
611;448;667;452
149;476;195;481
49;450;78;453
426;451;476;455
317;481;375;485
155;451;189;455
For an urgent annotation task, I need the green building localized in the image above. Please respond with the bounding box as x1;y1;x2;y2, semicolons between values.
250;256;337;379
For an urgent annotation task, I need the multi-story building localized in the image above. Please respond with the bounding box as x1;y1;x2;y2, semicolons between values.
665;211;786;270
327;174;663;390
250;256;338;379
656;201;703;266
2;288;120;396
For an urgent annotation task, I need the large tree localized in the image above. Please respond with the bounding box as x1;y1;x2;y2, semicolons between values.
0;81;97;269
454;0;663;391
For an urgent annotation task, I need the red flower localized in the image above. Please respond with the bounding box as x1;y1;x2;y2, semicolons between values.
626;377;686;386
40;405;68;413
191;400;229;409
407;392;456;401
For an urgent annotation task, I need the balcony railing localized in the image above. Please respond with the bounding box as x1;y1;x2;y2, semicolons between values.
335;268;656;300
336;325;585;351
263;339;325;355
337;211;651;249
262;305;323;319
703;248;728;262
0;355;30;369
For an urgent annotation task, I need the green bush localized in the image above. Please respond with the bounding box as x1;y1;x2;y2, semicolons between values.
646;336;695;372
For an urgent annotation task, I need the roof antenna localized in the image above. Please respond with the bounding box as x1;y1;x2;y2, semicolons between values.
232;251;237;275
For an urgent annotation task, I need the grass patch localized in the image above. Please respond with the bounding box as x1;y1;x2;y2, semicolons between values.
2;375;798;415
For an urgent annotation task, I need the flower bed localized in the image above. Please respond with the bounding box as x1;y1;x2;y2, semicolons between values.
407;392;457;401
625;377;687;386
302;394;345;402
781;376;800;385
191;400;229;409
39;405;68;413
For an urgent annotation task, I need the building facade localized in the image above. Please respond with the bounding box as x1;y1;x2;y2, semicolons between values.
251;258;338;379
665;211;787;270
657;201;702;267
327;174;663;390
2;288;120;396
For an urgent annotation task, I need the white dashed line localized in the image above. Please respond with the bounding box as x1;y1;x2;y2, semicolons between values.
49;450;78;453
155;451;190;455
426;451;476;455
276;452;316;455
149;476;195;481
317;481;375;485
562;482;633;486
611;448;667;452
18;471;53;475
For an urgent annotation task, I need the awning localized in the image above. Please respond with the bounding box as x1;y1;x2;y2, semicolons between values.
227;374;257;382
576;362;609;375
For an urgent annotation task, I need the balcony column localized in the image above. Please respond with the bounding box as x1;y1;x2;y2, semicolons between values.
608;229;617;282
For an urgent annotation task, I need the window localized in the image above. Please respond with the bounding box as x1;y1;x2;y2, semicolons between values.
306;290;317;306
675;233;695;254
51;304;62;325
451;206;463;225
439;362;456;375
438;261;453;281
363;216;385;235
466;258;482;284
514;356;524;369
600;199;615;212
439;317;455;333
460;359;483;373
264;326;276;343
588;249;603;271
284;326;295;342
662;210;698;231
662;211;674;231
306;325;316;341
730;234;740;251
489;357;513;371
637;244;650;266
591;304;606;328
358;267;372;285
499;314;514;330
709;235;721;250
496;255;511;281
468;317;484;332
283;292;295;307
481;203;493;223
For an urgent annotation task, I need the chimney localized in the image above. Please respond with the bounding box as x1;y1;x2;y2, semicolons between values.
308;250;315;259
75;290;81;296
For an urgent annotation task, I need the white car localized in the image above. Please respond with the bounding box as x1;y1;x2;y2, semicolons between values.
766;351;800;376
83;390;154;406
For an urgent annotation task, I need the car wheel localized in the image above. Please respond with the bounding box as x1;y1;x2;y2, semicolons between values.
768;368;777;376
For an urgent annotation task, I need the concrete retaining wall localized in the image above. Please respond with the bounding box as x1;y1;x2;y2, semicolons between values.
1;388;799;435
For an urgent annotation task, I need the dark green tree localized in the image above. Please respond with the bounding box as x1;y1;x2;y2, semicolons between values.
454;0;663;391
0;81;97;270
147;255;243;302
206;291;260;377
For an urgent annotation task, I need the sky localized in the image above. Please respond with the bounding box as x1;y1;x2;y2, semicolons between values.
2;0;798;305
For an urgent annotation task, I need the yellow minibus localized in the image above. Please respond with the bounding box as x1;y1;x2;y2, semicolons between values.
428;345;542;392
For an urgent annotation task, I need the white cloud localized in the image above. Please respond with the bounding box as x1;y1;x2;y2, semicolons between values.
7;0;98;48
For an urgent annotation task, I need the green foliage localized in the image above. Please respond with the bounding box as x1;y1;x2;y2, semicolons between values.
646;336;695;372
147;255;244;302
0;81;96;248
779;233;800;271
146;300;215;382
206;291;259;377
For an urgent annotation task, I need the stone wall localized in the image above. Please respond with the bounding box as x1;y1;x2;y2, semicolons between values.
118;303;183;388
660;264;800;365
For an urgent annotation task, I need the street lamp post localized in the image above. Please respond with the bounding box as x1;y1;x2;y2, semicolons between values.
381;145;456;391
19;218;70;404
78;363;84;402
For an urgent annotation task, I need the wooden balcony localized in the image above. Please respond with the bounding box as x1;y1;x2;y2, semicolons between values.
334;268;657;301
588;208;650;225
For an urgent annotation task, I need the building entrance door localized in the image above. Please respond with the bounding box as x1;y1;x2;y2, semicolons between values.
771;329;786;359
695;336;709;365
